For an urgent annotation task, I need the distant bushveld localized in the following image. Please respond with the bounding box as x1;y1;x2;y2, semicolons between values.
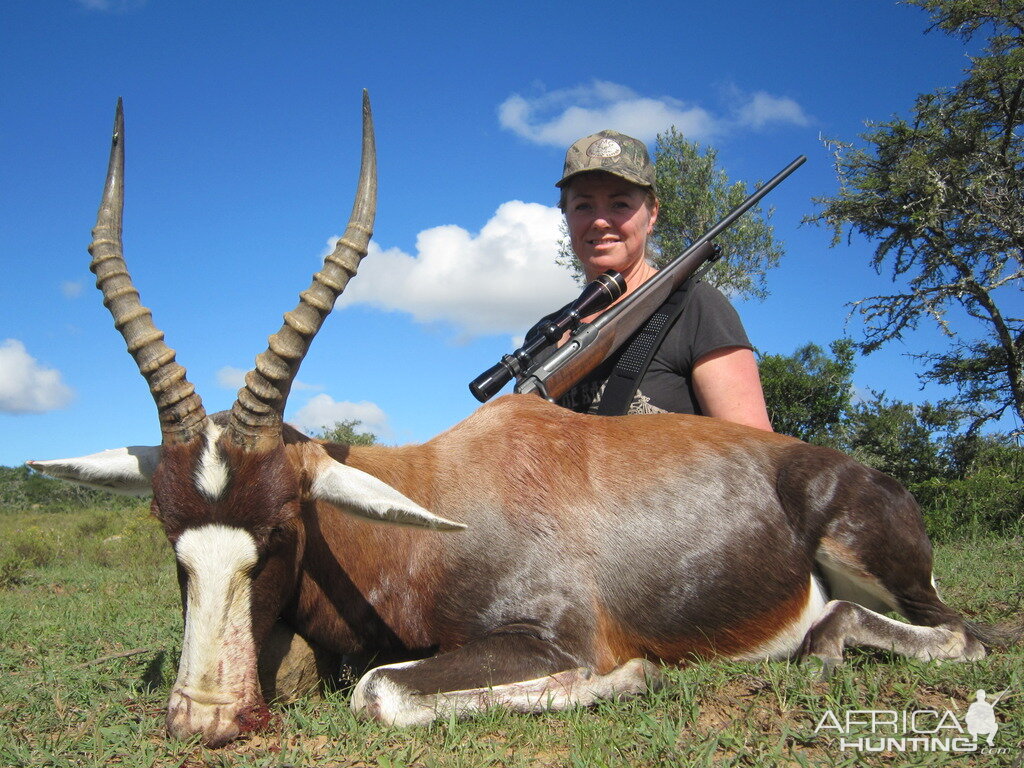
0;464;144;515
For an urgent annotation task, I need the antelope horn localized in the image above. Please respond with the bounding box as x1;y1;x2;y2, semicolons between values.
89;99;208;445
228;90;377;451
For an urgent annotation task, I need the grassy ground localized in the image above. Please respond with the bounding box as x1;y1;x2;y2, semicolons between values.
0;506;1021;767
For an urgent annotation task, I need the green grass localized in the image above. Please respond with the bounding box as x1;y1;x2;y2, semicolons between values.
0;506;1021;767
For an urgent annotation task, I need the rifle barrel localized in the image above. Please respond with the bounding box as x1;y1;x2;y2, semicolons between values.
702;155;806;243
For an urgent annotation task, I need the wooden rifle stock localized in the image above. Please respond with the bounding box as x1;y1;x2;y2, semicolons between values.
515;240;717;400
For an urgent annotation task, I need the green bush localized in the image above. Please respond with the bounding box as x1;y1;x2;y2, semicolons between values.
0;465;145;514
3;526;58;567
0;558;29;589
912;438;1024;540
75;513;114;539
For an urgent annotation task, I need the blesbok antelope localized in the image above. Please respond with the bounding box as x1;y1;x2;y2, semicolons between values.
30;93;994;748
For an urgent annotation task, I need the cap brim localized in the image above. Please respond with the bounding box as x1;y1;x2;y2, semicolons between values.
555;168;653;189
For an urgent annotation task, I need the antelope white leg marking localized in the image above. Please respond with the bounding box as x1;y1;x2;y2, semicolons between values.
733;574;828;661
168;524;260;738
815;547;898;614
351;659;662;727
194;422;229;500
350;660;428;725
804;600;986;663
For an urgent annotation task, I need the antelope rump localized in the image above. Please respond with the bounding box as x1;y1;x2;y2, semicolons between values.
29;93;995;748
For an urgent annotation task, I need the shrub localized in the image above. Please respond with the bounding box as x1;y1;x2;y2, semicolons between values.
0;558;29;589
88;513;171;570
0;465;145;514
912;438;1024;540
75;513;113;539
5;526;58;567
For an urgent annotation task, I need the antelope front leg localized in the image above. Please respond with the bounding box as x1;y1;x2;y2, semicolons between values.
350;628;664;726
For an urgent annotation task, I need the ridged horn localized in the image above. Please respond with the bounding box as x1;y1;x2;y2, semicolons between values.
89;99;208;445
228;90;377;451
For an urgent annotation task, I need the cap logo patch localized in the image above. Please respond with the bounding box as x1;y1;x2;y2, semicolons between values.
587;138;621;158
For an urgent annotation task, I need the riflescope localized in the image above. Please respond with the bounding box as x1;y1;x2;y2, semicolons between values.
469;270;626;402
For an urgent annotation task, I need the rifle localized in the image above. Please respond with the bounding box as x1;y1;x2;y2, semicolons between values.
469;155;806;403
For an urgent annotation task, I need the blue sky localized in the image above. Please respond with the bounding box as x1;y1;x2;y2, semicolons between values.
3;0;1018;466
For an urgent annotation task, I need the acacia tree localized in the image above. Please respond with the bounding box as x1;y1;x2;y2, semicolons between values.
560;128;783;299
811;0;1023;431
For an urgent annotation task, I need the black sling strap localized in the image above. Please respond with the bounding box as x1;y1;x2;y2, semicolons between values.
594;282;696;416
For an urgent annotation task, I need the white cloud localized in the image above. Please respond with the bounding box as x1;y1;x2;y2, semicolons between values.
499;80;811;147
216;366;247;390
732;90;811;129
60;281;84;299
217;366;320;392
75;0;147;11
289;394;391;439
500;81;717;146
0;339;75;414
335;200;578;339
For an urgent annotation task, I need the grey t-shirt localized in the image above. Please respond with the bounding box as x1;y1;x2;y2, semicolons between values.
556;281;753;416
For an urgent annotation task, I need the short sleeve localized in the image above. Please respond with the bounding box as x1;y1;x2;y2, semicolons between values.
667;281;752;369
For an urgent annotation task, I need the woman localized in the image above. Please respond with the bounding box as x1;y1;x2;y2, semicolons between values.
551;130;773;431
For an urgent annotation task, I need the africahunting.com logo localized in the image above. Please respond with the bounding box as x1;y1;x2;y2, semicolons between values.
814;689;1013;755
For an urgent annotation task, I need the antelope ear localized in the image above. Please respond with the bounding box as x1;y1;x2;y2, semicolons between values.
311;461;466;531
26;446;161;497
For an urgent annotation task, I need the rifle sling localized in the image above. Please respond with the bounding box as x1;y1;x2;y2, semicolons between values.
594;281;696;416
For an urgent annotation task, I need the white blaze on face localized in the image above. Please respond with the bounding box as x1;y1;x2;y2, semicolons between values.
194;422;229;501
171;524;259;703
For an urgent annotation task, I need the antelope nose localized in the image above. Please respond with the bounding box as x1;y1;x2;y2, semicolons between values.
166;689;242;747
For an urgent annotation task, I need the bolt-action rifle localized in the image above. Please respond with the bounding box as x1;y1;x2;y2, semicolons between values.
469;155;806;404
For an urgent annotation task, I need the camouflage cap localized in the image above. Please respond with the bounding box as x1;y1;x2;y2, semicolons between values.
555;130;655;189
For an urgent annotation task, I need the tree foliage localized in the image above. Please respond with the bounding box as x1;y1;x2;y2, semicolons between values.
560;128;784;299
845;393;955;486
810;0;1024;431
314;419;377;446
759;340;856;447
650;129;783;299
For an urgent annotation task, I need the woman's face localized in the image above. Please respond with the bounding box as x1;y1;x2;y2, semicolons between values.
564;172;658;281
